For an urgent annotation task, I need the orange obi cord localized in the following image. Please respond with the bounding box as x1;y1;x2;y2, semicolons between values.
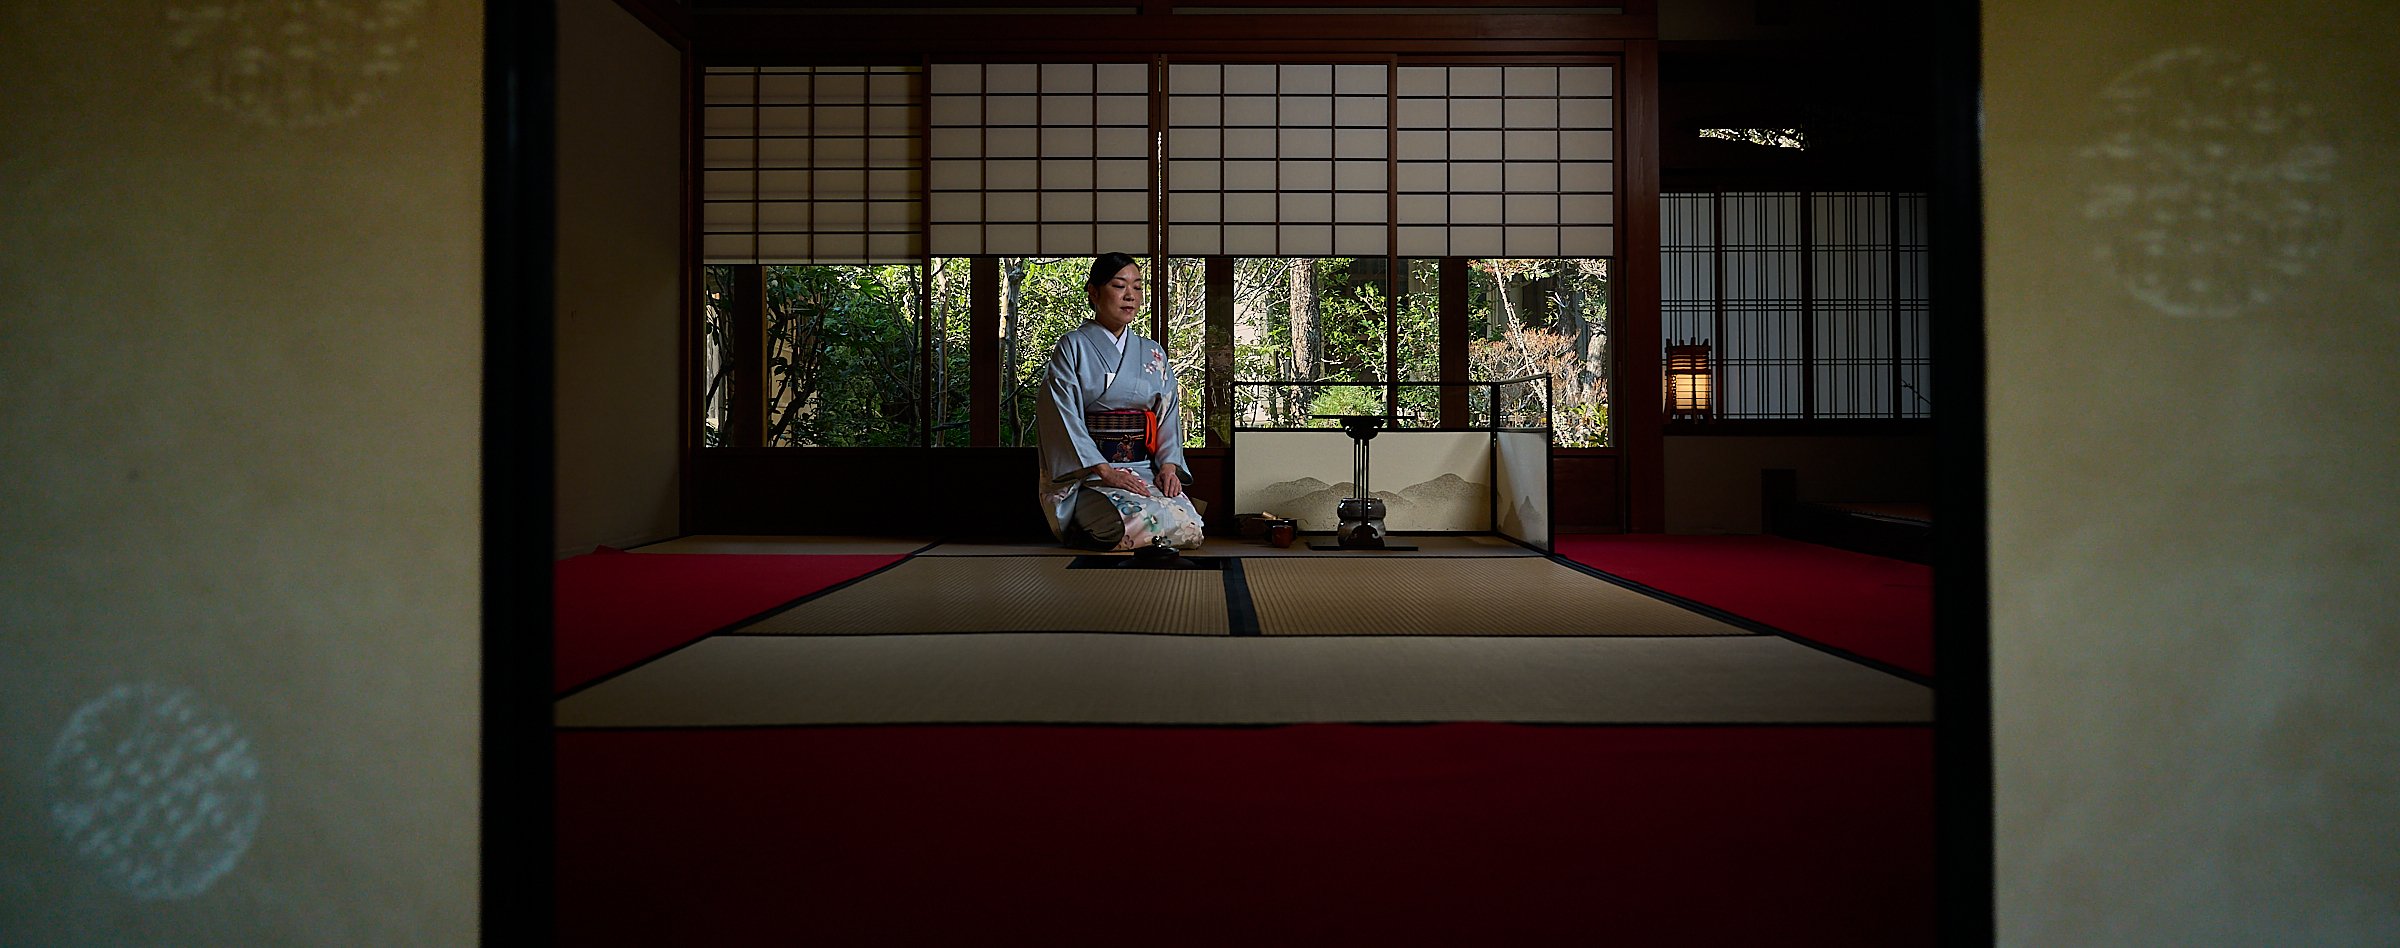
1086;409;1165;462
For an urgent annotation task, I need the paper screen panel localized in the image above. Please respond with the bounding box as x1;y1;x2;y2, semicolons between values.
928;62;1150;256
1166;63;1388;257
703;66;923;264
1394;65;1613;258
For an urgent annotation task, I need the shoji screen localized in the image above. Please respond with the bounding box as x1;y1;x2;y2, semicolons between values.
1164;63;1389;256
1811;191;1932;419
1394;65;1613;258
927;62;1151;256
1716;192;1805;418
1662;191;1932;421
1661;191;1717;355
702;65;923;263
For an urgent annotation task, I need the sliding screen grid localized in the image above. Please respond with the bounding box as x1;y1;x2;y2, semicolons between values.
1887;192;1931;419
1660;191;1932;420
1163;63;1390;257
1393;65;1614;258
702;66;923;264
1660;192;1718;413
927;63;1151;256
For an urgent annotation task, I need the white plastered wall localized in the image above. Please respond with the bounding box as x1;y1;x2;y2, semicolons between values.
555;0;683;557
1986;1;2400;941
0;1;483;940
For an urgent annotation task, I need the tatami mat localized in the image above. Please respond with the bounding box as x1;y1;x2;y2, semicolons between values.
921;534;1539;557
632;535;934;556
554;633;1932;726
1245;558;1750;636
735;557;1229;636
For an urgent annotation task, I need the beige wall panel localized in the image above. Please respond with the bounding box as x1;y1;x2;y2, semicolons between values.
0;0;483;941
1986;1;2400;942
556;0;684;556
1663;435;1933;534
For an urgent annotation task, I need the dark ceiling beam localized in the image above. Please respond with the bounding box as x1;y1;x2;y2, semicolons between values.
691;10;1655;61
612;0;695;49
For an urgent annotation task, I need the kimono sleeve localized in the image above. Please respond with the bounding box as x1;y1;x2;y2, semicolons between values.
1036;334;1108;484
1150;345;1194;487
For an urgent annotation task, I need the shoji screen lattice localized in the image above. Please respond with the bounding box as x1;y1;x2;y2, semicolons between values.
927;63;1151;256
1164;63;1390;256
1394;65;1613;258
702;66;923;264
1660;191;1931;420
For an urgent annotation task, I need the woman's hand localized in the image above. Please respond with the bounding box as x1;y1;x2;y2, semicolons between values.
1095;464;1153;495
1157;464;1184;498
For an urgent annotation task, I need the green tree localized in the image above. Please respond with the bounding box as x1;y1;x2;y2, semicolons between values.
763;264;920;447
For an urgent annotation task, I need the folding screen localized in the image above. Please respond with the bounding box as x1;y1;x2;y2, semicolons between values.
1493;429;1552;550
1233;429;1497;533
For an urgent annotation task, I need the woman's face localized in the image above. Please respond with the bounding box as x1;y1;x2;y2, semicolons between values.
1089;263;1144;334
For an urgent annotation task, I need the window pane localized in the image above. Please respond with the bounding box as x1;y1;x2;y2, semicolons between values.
1466;258;1611;445
1164;257;1209;447
930;257;973;446
997;256;1098;448
702;265;735;447
763;264;921;447
1394;258;1443;427
1230;258;1391;429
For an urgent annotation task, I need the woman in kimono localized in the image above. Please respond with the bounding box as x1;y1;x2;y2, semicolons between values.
1036;253;1206;550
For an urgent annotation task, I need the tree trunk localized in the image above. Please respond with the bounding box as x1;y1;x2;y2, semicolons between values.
1001;257;1029;444
1289;261;1321;381
1492;266;1521;339
1231;259;1275;424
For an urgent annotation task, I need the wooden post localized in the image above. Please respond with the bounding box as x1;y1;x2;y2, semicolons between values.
1618;39;1666;532
730;265;767;447
971;256;1000;446
1205;255;1234;447
1439;256;1467;427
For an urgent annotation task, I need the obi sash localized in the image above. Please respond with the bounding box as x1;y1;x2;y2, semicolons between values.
1086;409;1160;464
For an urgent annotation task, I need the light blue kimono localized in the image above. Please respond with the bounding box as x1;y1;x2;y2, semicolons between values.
1035;320;1201;545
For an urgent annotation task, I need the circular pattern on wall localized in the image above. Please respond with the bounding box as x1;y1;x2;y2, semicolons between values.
165;0;427;128
45;683;267;900
2078;47;2340;318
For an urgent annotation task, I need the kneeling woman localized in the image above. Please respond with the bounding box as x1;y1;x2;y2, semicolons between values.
1035;252;1206;550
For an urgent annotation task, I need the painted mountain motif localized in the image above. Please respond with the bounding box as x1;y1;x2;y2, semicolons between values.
1251;473;1488;532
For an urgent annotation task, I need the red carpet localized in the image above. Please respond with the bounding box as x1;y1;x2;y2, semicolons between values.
1554;534;1934;677
555;724;1934;946
553;549;904;693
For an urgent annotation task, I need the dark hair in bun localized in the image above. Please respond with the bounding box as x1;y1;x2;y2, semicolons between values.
1085;252;1142;290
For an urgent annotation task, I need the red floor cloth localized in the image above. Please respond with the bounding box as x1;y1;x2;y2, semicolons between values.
556;723;1933;946
553;549;903;693
1555;534;1934;677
